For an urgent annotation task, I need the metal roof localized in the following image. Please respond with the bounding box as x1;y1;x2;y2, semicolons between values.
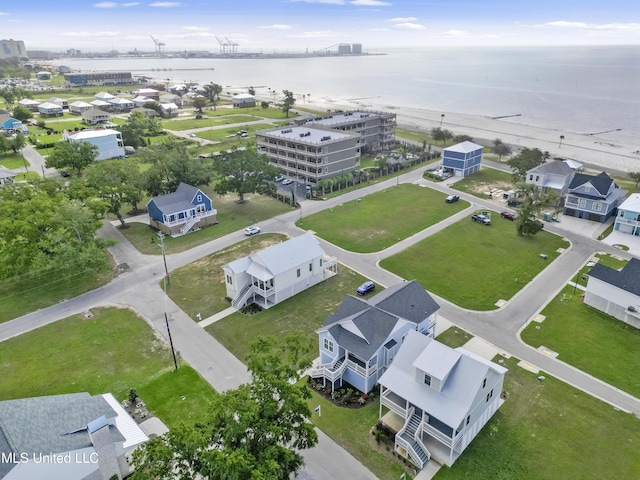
258;125;357;144
443;141;483;154
618;193;640;213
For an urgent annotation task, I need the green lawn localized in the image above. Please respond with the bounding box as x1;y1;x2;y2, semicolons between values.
162;115;260;131
396;128;458;148
450;167;515;198
573;253;628;288
435;355;640;480
298;184;469;253
435;326;474;349
380;215;569;310
0;307;217;427
119;192;293;255
0;152;29;169
520;284;640;398
204;106;296;120
0;264;114;323
193;123;275;142
166;233;287;319
206;267;373;363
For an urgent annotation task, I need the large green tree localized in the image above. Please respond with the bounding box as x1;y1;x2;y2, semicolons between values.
213;149;278;202
45;140;98;174
9;132;26;153
117;111;163;149
506;147;549;180
139;140;213;196
83;159;146;224
0;182;108;280
514;184;555;237
202;82;222;102
11;105;33;122
277;89;296;118
131;334;317;480
493;138;512;160
628;171;640;188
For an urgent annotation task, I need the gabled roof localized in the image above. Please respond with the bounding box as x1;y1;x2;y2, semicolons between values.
18;98;40;106
588;258;640;297
69;101;92;108
527;160;575;177
38;101;63;110
65;128;120;140
147;182;209;215
94;92;115;100
109;97;134;105
443;141;483;154
618;193;640;213
160;102;179;111
0;167;17;180
321;280;440;360
379;330;507;428
232;93;255;100
82;107;110;118
568;171;615;195
224;234;325;279
90;99;111;106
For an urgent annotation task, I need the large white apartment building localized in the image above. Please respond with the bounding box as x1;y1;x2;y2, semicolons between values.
256;125;361;185
306;110;396;153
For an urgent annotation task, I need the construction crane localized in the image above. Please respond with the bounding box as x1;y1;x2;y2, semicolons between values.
225;37;239;54
215;36;228;54
150;35;166;53
215;36;239;54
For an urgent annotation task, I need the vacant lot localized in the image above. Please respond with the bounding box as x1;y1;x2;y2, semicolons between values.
0;307;216;427
451;167;515;199
521;284;640;398
380;216;569;310
435;355;640;480
162;115;259;131
298;184;469;252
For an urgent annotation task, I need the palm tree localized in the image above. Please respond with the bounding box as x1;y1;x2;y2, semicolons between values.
440;113;445;126
559;135;565;148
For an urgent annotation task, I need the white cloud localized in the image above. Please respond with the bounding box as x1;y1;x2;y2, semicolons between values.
260;25;293;30
62;31;122;37
538;21;589;29
394;22;425;30
287;30;334;38
182;26;210;31
369;27;391;32
93;2;118;7
387;17;417;23
123;2;141;6
535;20;640;32
350;0;391;5
148;1;180;7
0;11;9;15
442;29;469;37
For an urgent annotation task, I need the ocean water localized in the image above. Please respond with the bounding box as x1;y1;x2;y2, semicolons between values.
51;45;640;143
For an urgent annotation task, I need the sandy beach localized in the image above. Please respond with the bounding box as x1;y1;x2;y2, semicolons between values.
293;95;640;175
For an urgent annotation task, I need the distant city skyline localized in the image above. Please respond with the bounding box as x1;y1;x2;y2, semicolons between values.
2;0;639;53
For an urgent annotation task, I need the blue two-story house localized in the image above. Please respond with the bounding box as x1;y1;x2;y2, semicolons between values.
147;182;218;237
311;280;440;394
563;171;626;223
442;141;483;178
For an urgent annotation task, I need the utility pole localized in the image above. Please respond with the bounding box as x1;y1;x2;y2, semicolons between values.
162;269;179;371
158;232;170;286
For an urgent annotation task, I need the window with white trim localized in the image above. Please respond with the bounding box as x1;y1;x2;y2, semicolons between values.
423;374;431;386
197;194;202;202
593;202;602;211
579;199;587;208
323;338;334;353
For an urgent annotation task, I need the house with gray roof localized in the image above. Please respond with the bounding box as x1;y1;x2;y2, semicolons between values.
584;257;640;329
378;330;507;469
0;392;148;480
310;280;440;395
525;160;579;196
0;168;17;187
222;234;337;310
147;182;217;237
563;171;626;222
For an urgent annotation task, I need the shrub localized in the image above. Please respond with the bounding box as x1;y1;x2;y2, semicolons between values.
128;388;137;403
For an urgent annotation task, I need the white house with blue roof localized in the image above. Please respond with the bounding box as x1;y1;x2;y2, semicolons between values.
0;114;27;134
442;141;483;177
378;330;507;469
311;280;439;395
614;193;640;236
147;182;218;237
222;234;337;310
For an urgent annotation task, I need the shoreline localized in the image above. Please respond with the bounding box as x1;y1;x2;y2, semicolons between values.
292;95;640;175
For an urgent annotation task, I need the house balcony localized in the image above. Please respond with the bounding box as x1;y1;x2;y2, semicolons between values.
381;388;408;417
615;217;640;228
164;209;217;228
308;356;347;383
322;255;338;279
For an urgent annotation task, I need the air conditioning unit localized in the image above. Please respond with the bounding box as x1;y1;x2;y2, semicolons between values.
628;306;636;312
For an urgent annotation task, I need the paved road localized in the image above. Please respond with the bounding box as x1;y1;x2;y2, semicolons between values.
2;162;640;479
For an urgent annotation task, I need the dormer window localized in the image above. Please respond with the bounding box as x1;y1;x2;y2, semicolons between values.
197;194;202;202
424;374;432;386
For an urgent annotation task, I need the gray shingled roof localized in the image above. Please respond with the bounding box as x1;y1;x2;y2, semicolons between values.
588;258;640;296
148;182;205;215
322;280;440;360
568;171;614;195
528;160;575;176
0;392;121;477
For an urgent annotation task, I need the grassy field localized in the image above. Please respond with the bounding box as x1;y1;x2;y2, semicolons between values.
162;115;260;131
520;284;640;398
450;166;516;198
380;215;569;310
0;152;28;169
203;106;296;120
193;123;276;142
0;307;217;427
166;233;287;319
119;192;293;255
298;184;469;252
435;355;640;480
0;265;114;323
573;253;628;288
396;128;458;148
206;266;372;363
435;326;474;349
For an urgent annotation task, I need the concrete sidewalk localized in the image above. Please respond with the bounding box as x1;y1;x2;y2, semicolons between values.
198;307;237;327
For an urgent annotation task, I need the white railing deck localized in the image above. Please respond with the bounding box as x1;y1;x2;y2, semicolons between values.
164;209;217;227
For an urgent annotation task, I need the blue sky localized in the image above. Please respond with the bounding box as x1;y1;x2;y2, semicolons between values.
2;1;639;52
